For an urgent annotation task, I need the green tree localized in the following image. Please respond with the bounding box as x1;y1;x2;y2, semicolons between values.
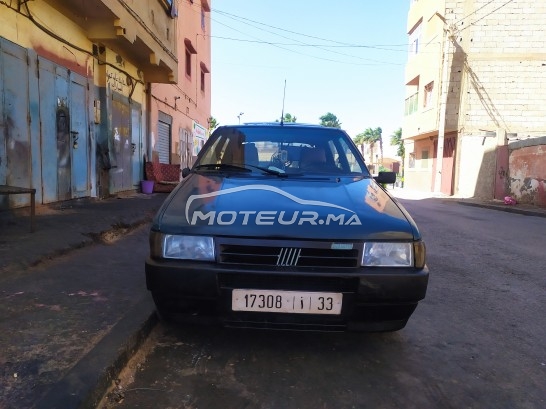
319;112;341;128
390;127;405;186
207;116;219;133
276;113;297;123
354;127;383;165
390;127;404;158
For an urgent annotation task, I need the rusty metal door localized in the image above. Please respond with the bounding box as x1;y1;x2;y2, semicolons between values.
0;39;32;208
69;74;90;198
131;105;142;185
433;136;456;195
38;57;90;201
179;128;193;168
494;145;509;200
110;97;132;192
38;57;63;203
1;42;90;205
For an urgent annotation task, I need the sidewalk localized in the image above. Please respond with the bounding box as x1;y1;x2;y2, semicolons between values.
1;187;545;409
0;191;167;409
0;191;167;274
389;186;546;218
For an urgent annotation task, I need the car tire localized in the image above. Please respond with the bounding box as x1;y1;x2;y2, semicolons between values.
151;291;175;322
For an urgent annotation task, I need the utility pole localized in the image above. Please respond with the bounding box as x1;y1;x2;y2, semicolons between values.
434;25;454;194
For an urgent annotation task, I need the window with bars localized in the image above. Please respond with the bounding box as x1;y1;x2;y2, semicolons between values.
421;150;429;168
423;81;434;108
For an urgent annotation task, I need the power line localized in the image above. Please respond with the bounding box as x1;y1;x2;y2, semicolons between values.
208;34;442;54
213;9;411;50
190;4;442;65
211;17;403;67
210;20;405;65
450;0;514;34
214;10;394;64
208;31;403;65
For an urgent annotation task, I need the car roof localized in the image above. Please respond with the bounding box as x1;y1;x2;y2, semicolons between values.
242;122;323;127
217;122;341;130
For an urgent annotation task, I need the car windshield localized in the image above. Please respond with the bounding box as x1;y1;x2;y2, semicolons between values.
194;125;370;176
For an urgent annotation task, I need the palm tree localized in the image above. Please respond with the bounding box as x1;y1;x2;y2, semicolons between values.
390;127;405;186
319;112;341;128
355;127;383;165
276;113;297;123
390;127;404;158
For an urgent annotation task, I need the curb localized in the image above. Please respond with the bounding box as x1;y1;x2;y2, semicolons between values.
1;215;155;276
34;296;158;409
456;200;546;218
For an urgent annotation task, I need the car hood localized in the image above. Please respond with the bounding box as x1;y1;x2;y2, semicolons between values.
153;173;420;240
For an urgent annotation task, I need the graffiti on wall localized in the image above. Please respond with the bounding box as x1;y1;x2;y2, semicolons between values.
107;71;130;93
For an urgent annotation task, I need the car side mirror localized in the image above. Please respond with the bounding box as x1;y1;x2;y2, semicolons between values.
374;171;396;185
181;167;191;178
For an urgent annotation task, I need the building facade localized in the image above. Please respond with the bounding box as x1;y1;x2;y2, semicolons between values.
403;0;546;206
0;0;211;210
149;0;211;169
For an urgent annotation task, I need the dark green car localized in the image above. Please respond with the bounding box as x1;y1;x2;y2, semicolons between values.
146;123;428;332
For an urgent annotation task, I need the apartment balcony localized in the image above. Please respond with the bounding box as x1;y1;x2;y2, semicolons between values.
403;106;439;140
43;0;178;83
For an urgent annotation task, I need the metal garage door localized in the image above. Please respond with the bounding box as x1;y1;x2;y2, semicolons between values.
157;111;172;164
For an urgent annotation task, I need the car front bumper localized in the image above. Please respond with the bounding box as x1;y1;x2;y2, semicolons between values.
145;258;429;332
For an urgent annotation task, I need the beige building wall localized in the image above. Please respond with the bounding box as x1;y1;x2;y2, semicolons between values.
403;0;446;192
451;0;546;198
404;0;546;200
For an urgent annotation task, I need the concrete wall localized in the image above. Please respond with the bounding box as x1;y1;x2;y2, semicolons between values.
404;0;546;198
456;134;498;198
404;139;435;191
508;136;546;207
448;0;546;199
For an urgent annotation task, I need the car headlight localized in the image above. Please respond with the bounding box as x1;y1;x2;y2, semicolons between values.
362;242;413;267
162;235;215;261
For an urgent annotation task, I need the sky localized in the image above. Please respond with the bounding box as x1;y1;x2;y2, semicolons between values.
210;1;411;158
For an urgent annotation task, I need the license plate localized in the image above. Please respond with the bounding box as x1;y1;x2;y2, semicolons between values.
232;289;342;315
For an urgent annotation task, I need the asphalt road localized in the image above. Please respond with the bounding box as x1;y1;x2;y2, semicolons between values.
99;197;546;409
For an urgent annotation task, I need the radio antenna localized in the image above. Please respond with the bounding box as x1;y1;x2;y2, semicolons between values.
280;79;287;125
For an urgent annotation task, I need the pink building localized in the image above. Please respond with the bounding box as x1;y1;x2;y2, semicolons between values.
149;0;212;169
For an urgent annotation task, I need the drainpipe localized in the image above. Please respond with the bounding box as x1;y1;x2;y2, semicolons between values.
146;82;152;169
434;26;453;194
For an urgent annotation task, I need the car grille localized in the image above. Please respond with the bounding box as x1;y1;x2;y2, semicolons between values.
218;273;359;292
217;239;360;268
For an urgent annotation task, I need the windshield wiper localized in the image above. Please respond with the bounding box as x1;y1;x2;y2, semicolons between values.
242;164;288;177
194;163;289;177
193;163;252;172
